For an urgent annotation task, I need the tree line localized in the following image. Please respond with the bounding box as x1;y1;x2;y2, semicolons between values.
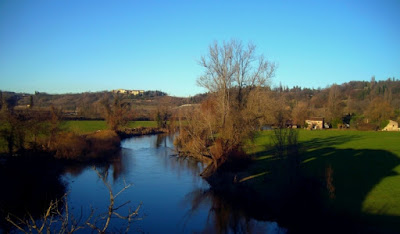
270;77;400;130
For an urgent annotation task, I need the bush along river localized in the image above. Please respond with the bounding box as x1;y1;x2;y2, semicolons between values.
0;134;287;233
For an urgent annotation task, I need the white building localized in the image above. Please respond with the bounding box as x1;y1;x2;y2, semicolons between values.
383;120;399;131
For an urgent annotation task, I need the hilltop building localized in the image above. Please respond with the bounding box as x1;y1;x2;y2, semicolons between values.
112;89;144;95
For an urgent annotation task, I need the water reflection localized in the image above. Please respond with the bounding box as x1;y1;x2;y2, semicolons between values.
122;134;207;183
156;134;206;180
149;135;286;233
0;150;127;232
182;188;287;234
154;133;173;149
1;134;287;233
62;149;131;182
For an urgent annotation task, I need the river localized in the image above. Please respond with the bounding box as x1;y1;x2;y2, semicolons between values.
0;134;287;233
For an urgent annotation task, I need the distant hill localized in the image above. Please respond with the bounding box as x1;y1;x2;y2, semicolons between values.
0;90;208;120
2;78;399;126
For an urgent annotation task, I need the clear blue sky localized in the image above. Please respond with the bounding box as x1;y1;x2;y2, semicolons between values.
0;0;399;97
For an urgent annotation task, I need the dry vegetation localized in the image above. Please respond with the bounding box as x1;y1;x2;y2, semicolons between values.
175;40;277;178
52;130;120;160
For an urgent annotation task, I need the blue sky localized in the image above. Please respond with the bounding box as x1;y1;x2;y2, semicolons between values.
0;0;399;97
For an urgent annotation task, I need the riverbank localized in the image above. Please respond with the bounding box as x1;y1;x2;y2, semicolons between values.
117;127;169;139
63;120;158;134
0;119;168;160
51;127;170;160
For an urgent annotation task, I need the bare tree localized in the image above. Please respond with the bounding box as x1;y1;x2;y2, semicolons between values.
177;40;276;177
198;40;275;129
327;84;341;122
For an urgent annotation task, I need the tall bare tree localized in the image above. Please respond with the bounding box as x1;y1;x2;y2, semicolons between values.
327;84;342;122
198;40;275;129
177;40;276;177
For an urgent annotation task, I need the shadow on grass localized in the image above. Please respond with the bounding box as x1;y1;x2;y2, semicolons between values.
249;133;400;233
234;134;400;233
300;146;400;233
300;134;362;150
250;133;363;159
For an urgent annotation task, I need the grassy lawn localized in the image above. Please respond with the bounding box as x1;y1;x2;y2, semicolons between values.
63;120;157;134
245;130;400;226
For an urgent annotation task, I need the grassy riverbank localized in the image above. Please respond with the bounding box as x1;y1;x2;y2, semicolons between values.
64;120;158;134
242;130;400;231
0;120;160;156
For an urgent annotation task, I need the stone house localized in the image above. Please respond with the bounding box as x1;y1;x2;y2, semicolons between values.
383;120;399;131
305;117;324;130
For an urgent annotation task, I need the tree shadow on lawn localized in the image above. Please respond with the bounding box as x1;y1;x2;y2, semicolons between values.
301;145;400;232
248;134;364;179
248;134;400;233
250;133;363;159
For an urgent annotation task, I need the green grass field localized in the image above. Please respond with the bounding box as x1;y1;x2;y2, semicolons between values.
245;130;400;229
63;120;157;134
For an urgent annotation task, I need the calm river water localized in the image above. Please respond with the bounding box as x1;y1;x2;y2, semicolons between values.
0;134;287;233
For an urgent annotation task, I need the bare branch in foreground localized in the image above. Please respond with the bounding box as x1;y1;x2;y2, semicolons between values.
6;166;141;233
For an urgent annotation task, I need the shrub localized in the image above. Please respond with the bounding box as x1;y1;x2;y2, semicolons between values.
52;132;87;159
356;123;378;131
85;130;120;158
51;130;120;160
331;118;342;129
